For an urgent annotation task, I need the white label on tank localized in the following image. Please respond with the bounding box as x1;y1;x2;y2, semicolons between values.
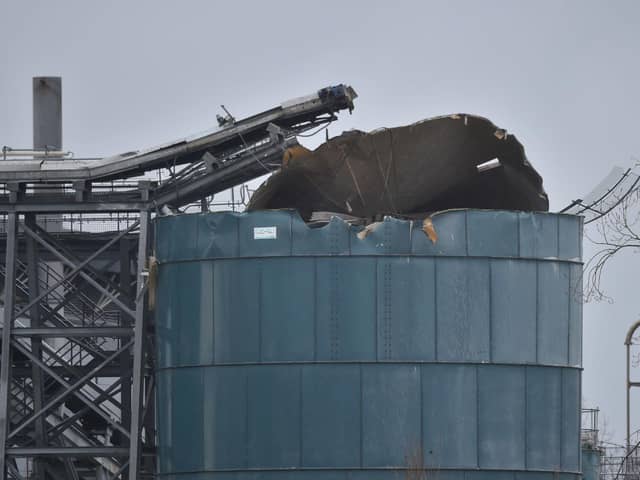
253;226;277;240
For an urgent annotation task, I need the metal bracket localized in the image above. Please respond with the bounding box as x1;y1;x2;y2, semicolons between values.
267;123;285;144
201;151;222;173
72;180;91;202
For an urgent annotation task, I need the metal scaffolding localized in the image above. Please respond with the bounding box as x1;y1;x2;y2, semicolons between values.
0;78;356;479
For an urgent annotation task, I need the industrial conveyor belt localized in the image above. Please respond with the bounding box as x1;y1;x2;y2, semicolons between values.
0;85;356;211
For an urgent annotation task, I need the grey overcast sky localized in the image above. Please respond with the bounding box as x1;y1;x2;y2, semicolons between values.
2;0;640;445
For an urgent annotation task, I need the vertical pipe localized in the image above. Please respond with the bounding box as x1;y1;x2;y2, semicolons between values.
33;77;62;152
628;341;631;456
33;77;63;234
128;210;149;480
0;213;18;477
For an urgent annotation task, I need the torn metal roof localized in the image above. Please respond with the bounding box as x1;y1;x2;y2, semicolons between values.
247;114;549;219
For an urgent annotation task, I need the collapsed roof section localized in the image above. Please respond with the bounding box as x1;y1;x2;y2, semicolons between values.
247;114;549;220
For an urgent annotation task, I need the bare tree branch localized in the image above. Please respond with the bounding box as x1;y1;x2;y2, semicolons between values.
584;177;640;302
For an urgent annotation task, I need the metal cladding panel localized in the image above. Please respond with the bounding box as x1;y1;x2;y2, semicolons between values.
201;367;248;469
315;259;377;361
213;259;260;363
422;364;477;468
292;216;351;255
155;364;581;476
154;209;583;263
156;367;172;474
568;264;583;366
350;216;412;255
467;210;519;257
558;215;582;260
260;258;315;361
518;212;559;258
376;258;436;361
561;369;582;471
196;213;240;258
157;367;248;471
157;213;200;261
526;367;562;470
154;209;583;479
155;262;214;367
436;257;490;362
478;366;526;469
362;364;421;467
247;366;301;468
490;260;537;363
410;209;467;256
238;211;293;256
537;262;570;365
165;368;205;472
301;365;360;467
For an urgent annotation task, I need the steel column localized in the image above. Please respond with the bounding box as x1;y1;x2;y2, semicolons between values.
25;213;46;480
119;237;132;478
0;213;18;477
128;210;149;480
625;319;640;459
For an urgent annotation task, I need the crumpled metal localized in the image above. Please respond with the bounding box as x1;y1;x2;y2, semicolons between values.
247;114;548;220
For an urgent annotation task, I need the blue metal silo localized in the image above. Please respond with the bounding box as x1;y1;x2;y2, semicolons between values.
154;209;583;479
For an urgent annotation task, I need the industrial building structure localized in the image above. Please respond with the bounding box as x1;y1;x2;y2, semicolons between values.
0;76;634;479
